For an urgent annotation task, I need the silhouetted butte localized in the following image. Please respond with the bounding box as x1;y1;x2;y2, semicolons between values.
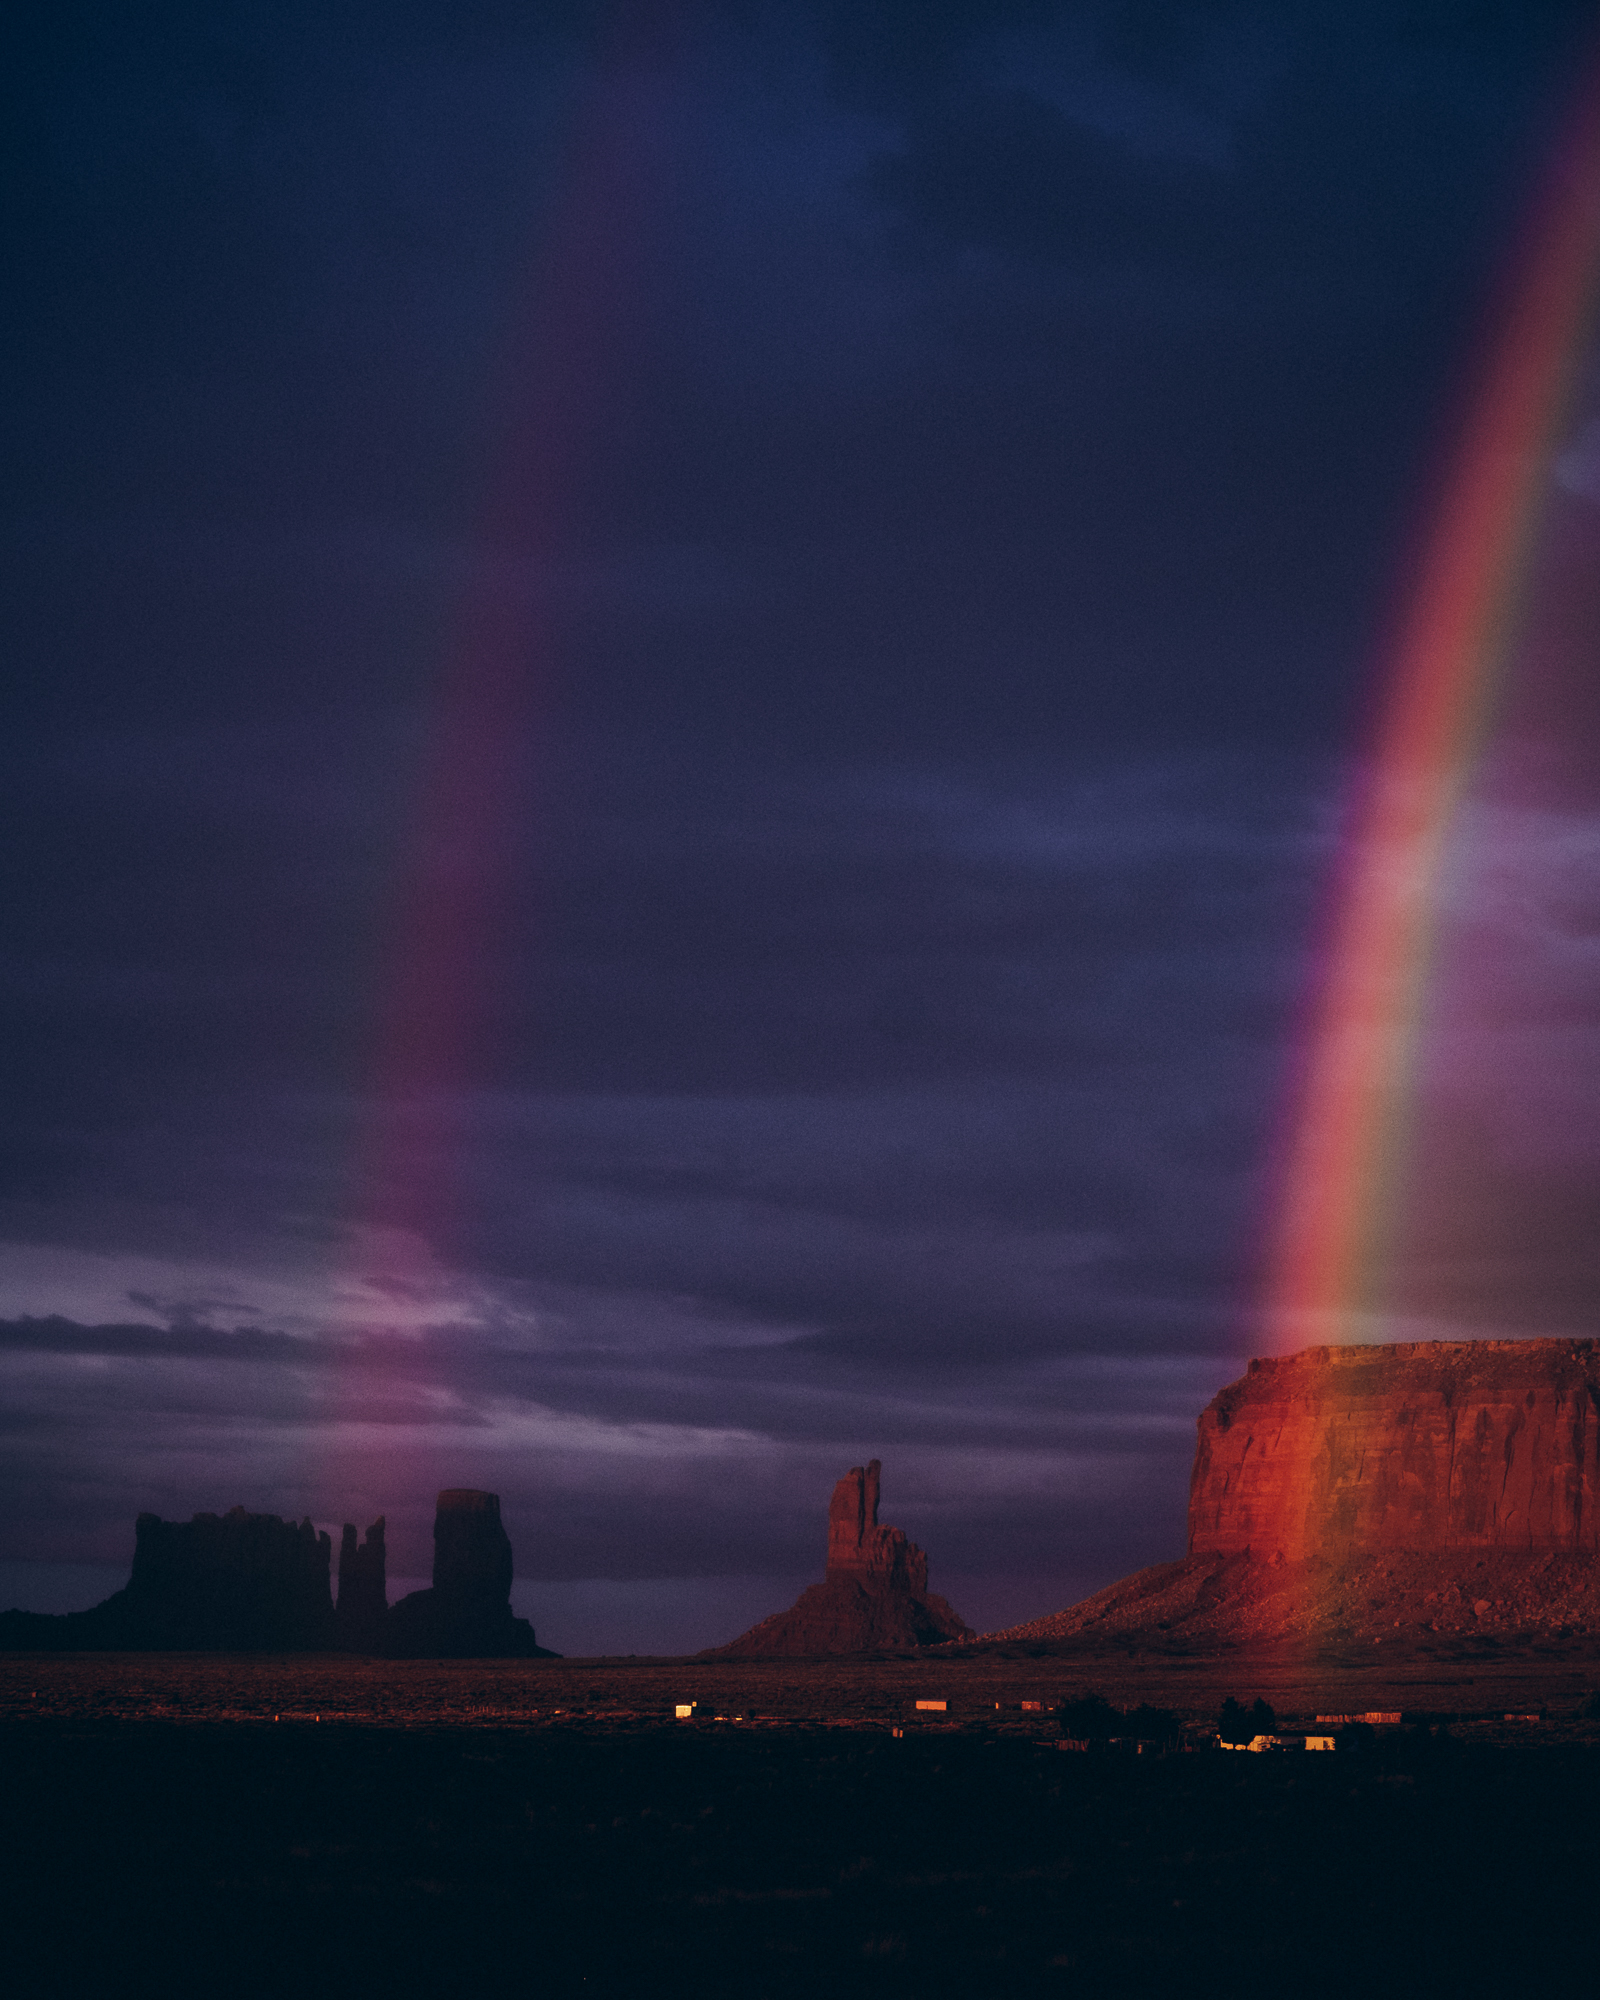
385;1490;553;1658
701;1460;971;1658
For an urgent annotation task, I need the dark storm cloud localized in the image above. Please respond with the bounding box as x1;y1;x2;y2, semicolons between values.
0;737;1325;1340
0;1307;1206;1449
0;1316;316;1362
4;2;1598;1646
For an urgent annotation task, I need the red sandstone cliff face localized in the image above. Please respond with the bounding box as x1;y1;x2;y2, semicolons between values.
1189;1340;1600;1560
983;1339;1600;1655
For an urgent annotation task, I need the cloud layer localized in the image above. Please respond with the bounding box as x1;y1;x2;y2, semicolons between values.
4;3;1599;1650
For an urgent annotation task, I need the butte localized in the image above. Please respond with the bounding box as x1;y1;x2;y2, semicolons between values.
987;1338;1600;1653
1;1486;558;1656
701;1459;972;1658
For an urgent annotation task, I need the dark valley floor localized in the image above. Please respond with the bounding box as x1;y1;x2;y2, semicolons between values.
7;1661;1600;1998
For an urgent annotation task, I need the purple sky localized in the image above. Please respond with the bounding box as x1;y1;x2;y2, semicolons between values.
4;1;1600;1655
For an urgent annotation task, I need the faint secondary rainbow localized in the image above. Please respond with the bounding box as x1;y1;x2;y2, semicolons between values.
313;20;681;1508
1264;57;1600;1352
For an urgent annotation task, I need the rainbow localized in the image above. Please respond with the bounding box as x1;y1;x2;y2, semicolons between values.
1264;60;1600;1352
314;28;676;1505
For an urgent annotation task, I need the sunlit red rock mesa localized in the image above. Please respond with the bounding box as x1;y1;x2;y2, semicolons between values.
702;1460;971;1658
992;1339;1600;1652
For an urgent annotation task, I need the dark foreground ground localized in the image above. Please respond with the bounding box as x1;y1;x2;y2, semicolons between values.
7;1650;1600;1997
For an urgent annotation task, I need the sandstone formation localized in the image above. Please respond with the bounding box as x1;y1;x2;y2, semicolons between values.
1190;1340;1600;1558
384;1489;554;1658
701;1460;972;1658
1;1489;558;1656
0;1507;336;1651
986;1340;1600;1655
121;1506;337;1648
335;1516;388;1651
990;1544;1600;1652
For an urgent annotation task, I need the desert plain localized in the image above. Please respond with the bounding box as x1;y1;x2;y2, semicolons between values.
7;1640;1600;1999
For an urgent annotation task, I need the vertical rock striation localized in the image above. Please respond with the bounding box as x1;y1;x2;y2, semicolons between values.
1189;1340;1600;1559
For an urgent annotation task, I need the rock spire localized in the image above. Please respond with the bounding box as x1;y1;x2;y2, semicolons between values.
335;1516;387;1650
700;1459;971;1658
